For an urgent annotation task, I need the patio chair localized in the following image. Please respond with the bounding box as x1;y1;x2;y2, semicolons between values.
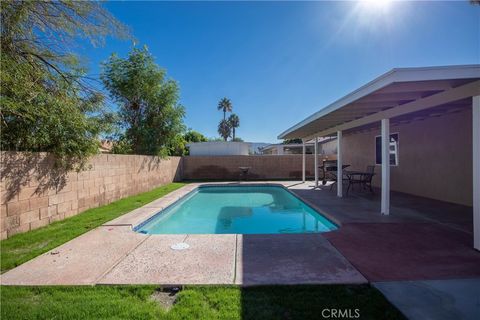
363;165;375;193
346;165;375;195
328;165;351;191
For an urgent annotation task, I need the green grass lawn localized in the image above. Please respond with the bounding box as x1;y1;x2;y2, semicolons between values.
0;285;405;320
0;182;186;272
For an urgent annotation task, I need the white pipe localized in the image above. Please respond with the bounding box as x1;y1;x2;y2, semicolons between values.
381;119;390;215
337;131;343;197
314;137;319;188
302;139;306;183
473;96;480;250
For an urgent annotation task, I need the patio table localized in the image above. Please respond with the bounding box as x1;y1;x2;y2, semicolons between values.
344;170;369;175
344;170;375;195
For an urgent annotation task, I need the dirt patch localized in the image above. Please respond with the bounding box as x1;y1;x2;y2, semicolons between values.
150;288;180;311
11;240;52;254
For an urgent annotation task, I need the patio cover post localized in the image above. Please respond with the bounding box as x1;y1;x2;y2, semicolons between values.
314;136;319;188
302;139;306;183
381;119;390;215
337;131;343;197
473;95;480;250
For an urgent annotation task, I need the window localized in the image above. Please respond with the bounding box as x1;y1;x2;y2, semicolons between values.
375;133;399;166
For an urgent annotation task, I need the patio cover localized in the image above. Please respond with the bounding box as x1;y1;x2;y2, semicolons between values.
279;65;480;140
277;65;480;250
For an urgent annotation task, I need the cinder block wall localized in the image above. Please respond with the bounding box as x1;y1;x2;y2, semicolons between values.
1;152;182;239
182;155;318;180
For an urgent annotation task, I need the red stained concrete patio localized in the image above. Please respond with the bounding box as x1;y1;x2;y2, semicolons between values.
289;182;480;282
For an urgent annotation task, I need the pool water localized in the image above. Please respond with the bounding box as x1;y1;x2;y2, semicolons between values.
135;185;337;234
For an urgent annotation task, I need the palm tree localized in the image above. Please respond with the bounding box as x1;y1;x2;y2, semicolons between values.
217;97;232;120
228;114;240;141
218;119;231;141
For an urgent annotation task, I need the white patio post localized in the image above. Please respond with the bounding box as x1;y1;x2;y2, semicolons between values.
314;136;319;188
473;96;480;250
337;131;343;197
381;118;390;215
302;139;306;183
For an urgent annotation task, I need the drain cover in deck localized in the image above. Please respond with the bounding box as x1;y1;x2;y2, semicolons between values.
170;243;190;250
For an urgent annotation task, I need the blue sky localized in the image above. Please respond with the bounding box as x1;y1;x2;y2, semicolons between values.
82;1;479;143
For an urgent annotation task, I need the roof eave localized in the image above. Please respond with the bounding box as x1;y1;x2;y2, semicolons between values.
278;64;480;139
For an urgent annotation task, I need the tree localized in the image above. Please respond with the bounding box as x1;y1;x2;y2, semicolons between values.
0;1;130;169
166;134;187;156
232;137;244;142
228;114;240;141
101;47;185;156
184;130;208;143
218;120;232;141
283;138;303;144
217;97;232;120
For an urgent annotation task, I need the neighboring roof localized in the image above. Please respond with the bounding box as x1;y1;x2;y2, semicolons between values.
260;143;313;151
278;65;480;139
261;138;336;151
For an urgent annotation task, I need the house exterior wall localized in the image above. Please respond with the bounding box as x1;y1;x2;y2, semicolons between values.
319;140;337;157
342;107;473;206
262;148;277;155
1;153;182;239
187;142;250;156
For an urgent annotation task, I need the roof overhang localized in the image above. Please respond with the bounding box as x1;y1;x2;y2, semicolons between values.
278;65;480;140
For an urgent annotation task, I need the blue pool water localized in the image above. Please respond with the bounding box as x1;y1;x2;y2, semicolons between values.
135;186;337;234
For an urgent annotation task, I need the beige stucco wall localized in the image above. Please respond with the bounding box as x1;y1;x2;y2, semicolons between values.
1;153;182;239
342;107;473;206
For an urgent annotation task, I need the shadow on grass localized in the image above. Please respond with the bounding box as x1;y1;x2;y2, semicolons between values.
240;285;406;320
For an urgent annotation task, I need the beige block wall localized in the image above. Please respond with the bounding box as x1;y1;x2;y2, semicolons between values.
1;153;182;239
342;107;473;206
182;155;319;180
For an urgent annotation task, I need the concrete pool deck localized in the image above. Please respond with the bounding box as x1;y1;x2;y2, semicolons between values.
0;227;366;285
1;181;478;281
0;182;367;286
373;279;480;320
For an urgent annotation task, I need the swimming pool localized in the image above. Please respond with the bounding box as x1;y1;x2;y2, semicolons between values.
135;185;337;234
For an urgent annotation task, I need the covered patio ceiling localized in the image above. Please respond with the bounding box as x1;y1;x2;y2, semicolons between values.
342;97;473;136
278;65;480;140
